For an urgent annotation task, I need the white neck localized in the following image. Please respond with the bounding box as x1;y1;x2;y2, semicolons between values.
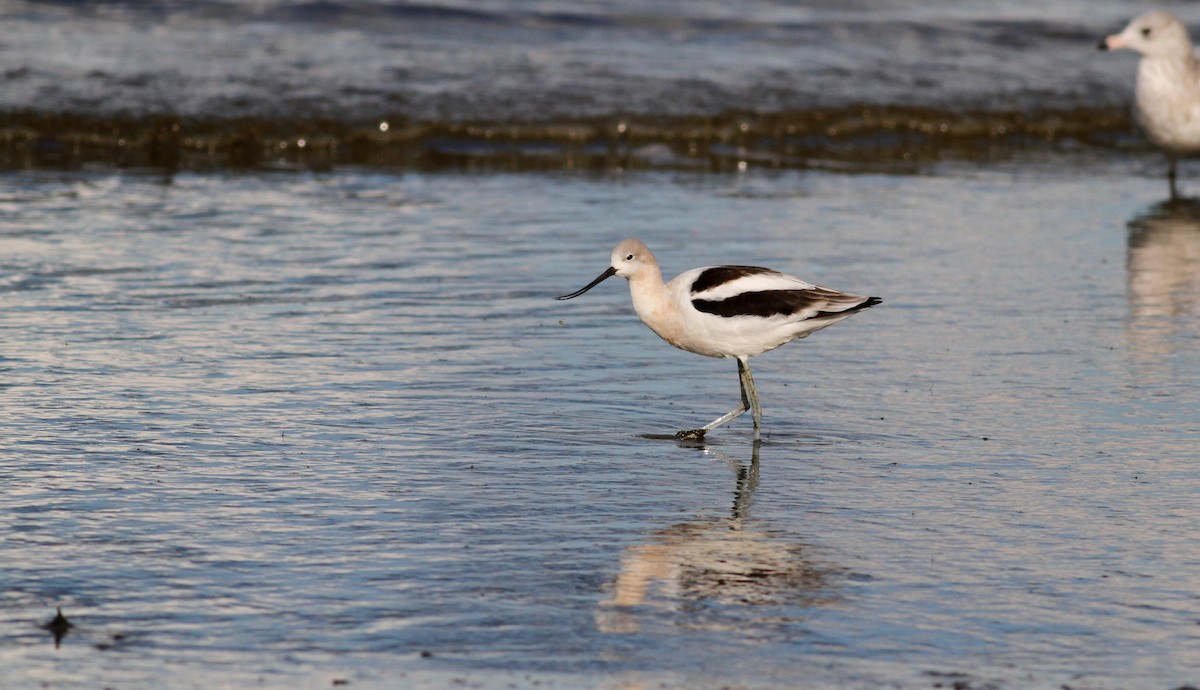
627;265;686;348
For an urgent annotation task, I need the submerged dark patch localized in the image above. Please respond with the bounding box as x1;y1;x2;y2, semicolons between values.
690;266;779;295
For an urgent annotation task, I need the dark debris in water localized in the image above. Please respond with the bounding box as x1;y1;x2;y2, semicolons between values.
0;105;1140;173
41;607;72;648
925;670;1001;690
94;631;132;652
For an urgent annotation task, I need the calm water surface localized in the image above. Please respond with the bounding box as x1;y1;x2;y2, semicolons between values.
1;162;1198;689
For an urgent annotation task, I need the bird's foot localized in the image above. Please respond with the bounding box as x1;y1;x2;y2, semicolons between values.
674;428;706;441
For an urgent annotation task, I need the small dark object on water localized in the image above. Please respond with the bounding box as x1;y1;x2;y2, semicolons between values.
95;631;130;652
332;679;349;686
42;607;72;648
420;650;433;658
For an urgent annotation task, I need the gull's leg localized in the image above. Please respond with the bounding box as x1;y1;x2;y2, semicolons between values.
675;357;753;440
1169;158;1179;200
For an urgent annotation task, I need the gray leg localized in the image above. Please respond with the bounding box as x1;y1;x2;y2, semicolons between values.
675;357;759;440
739;357;762;437
1169;158;1179;200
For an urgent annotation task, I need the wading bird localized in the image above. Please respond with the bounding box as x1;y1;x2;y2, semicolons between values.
555;239;880;440
1100;11;1200;198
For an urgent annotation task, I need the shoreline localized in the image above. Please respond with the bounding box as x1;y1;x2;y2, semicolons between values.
0;104;1142;173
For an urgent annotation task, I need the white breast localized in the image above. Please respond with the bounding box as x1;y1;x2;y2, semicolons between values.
1136;57;1200;152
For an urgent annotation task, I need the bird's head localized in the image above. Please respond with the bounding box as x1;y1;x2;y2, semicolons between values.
1100;11;1193;59
555;238;657;301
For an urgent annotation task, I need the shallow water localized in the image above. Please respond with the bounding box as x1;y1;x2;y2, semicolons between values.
1;159;1197;689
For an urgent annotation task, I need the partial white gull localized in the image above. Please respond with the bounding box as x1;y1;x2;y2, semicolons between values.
1101;11;1200;197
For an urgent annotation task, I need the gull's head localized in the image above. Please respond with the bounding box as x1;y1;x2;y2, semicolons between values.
609;238;655;279
1100;11;1192;58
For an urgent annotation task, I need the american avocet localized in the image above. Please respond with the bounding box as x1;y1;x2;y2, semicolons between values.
556;238;880;440
1100;11;1200;198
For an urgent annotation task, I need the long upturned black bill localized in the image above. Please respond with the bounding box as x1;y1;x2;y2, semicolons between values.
555;266;617;300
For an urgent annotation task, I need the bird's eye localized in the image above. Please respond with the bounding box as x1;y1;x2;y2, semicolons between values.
625;254;634;261
1142;27;1152;37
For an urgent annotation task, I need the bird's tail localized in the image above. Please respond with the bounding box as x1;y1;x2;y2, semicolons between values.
814;295;881;319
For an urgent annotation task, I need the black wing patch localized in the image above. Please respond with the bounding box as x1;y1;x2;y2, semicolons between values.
694;289;827;318
689;266;780;295
693;291;881;319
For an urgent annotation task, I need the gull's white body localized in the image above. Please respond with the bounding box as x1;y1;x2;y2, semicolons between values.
1103;11;1200;193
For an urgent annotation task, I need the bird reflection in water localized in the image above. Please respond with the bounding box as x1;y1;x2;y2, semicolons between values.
1126;198;1200;371
595;441;839;634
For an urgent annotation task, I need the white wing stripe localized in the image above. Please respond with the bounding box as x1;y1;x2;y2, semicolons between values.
692;272;818;302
